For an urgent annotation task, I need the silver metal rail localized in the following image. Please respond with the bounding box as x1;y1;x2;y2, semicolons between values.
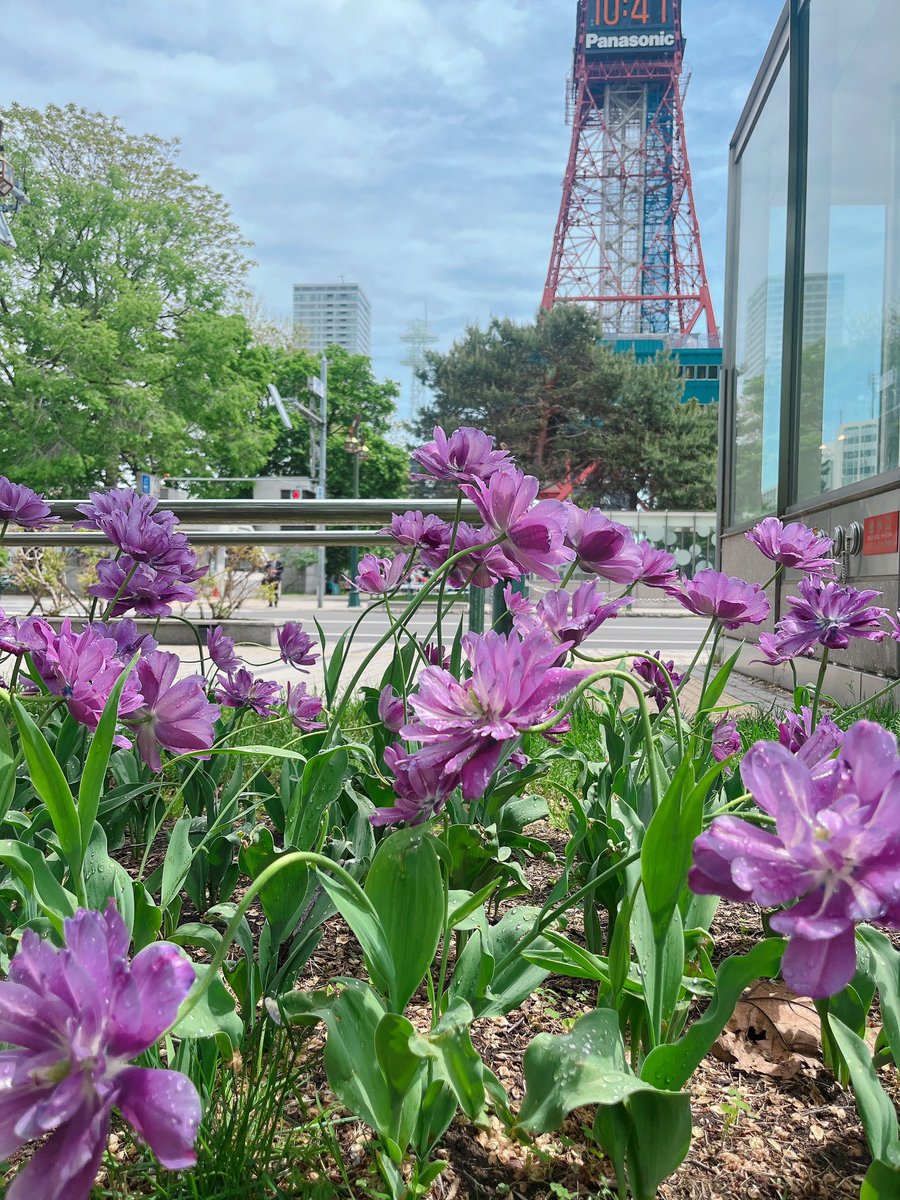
2;530;396;547
43;499;479;526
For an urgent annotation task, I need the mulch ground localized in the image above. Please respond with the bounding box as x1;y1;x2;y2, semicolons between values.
288;822;887;1200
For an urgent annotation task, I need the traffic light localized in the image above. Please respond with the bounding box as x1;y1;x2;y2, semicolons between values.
291;489;301;500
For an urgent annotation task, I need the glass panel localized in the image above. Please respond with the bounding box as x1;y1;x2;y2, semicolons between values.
731;61;789;524
797;0;900;498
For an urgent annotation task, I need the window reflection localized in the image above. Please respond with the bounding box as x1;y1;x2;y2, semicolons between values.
731;63;789;523
797;0;900;498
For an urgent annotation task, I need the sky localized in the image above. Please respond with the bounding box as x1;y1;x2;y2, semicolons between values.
6;0;787;420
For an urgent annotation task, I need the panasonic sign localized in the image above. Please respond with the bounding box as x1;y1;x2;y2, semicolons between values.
585;31;677;51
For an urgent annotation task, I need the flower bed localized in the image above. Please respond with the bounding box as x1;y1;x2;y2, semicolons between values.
0;438;898;1200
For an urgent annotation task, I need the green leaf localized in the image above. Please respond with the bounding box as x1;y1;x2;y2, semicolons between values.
8;694;81;874
238;826;309;937
324;629;350;706
696;646;741;715
364;825;444;1012
857;926;900;1070
173;960;243;1047
82;823;134;933
642;938;786;1090
160;815;193;910
516;1010;691;1200
285;748;348;849
517;1008;661;1131
861;1158;900;1198
640;755;703;939
317;867;396;1002
78;654;137;852
320;982;395;1140
0;839;76;930
0;715;17;825
829;1016;899;1163
410;998;486;1121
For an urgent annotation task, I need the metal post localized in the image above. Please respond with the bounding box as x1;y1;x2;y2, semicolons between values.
348;451;361;607
467;584;485;633
316;357;328;610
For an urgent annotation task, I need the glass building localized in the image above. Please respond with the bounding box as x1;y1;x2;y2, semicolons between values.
720;0;900;700
293;283;372;356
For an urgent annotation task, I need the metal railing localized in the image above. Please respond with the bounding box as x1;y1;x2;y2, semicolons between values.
2;498;481;547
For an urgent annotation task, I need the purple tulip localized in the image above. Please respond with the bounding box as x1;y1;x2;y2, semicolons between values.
672;568;770;629
351;552;411;595
285;682;325;730
711;714;741;762
690;721;900;998
215;669;282;718
0;612;55;658
633;652;684;710
89;619;158;659
0;477;60;530
513;580;631;649
772;578;888;656
0;903;200;1200
76;490;205;582
564;507;643;584
277;622;319;671
401;628;587;800
635;542;679;589
461;470;574;582
31;620;144;732
206;625;241;673
90;556;200;618
885;612;900;643
756;630;810;666
746;517;836;575
378;685;406;733
125;651;220;772
421;521;520;589
383;510;451;552
422;642;451;668
777;706;843;776
372;743;460;826
411;426;513;484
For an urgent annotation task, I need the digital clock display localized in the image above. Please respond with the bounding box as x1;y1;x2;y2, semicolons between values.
584;0;679;56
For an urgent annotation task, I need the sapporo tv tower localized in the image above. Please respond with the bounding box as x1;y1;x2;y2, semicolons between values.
543;0;719;348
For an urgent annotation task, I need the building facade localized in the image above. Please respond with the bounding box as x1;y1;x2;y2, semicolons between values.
719;0;900;702
292;283;372;355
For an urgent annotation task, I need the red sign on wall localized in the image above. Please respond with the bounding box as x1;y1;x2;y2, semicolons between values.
864;512;900;556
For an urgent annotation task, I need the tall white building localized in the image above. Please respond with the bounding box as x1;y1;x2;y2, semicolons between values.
293;283;371;355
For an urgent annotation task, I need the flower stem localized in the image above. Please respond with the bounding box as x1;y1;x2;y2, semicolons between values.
810;648;830;726
171;851;373;1028
491;849;642;978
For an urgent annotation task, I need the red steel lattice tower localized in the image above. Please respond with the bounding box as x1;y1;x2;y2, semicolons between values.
543;0;718;346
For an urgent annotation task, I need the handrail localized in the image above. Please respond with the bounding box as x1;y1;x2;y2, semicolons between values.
43;498;479;525
2;530;395;547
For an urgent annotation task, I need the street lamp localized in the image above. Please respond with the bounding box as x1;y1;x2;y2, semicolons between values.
265;356;328;607
344;414;369;608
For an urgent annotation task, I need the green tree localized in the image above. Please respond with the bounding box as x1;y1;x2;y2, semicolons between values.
645;399;720;509
0;103;277;494
417;305;701;508
264;345;409;500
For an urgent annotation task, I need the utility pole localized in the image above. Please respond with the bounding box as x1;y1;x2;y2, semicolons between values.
344;414;369;608
266;363;328;608
307;357;328;609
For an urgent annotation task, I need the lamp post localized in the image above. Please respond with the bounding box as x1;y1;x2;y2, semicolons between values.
344;414;369;608
265;356;328;607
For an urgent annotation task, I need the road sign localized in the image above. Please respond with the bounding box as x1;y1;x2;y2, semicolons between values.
307;375;325;399
140;473;152;495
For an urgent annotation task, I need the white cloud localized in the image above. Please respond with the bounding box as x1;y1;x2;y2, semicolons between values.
5;0;786;410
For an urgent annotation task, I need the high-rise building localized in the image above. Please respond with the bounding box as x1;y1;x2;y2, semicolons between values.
292;283;371;355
